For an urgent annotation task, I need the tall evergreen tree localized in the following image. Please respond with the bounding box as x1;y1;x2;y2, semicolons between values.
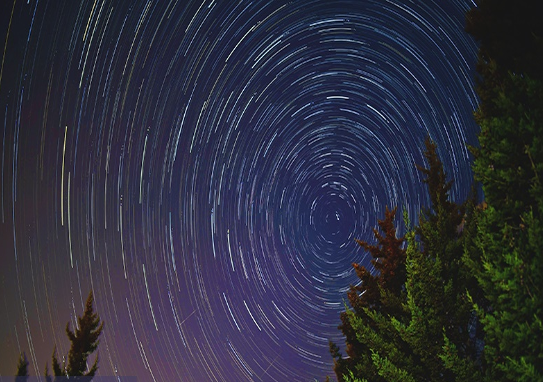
466;1;543;380
414;138;478;372
331;138;482;381
52;291;104;379
329;206;407;382
15;351;29;381
366;138;480;382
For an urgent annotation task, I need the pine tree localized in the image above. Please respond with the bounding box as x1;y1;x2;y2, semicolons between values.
331;138;482;381
375;138;480;382
469;68;543;382
415;138;479;374
51;346;64;378
466;1;543;380
52;291;104;379
15;351;29;381
330;206;407;382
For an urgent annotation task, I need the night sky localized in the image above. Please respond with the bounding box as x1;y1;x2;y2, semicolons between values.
0;1;479;381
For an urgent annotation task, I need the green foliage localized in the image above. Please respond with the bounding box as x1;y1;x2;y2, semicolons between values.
465;1;543;380
342;369;368;382
473;205;543;381
471;72;543;223
396;138;481;381
439;332;481;382
329;207;406;382
329;2;543;380
369;350;416;382
330;138;483;382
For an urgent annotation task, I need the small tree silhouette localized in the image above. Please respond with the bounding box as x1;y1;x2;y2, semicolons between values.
52;291;103;379
15;351;29;382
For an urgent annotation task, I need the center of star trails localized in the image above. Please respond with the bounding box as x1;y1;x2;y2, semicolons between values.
310;195;356;245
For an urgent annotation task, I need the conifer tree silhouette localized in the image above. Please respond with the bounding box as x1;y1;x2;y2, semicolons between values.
52;291;103;379
15;351;28;382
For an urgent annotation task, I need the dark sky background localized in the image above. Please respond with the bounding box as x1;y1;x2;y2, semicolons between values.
0;0;479;381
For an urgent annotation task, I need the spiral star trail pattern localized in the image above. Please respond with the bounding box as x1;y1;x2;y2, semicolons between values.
0;0;478;380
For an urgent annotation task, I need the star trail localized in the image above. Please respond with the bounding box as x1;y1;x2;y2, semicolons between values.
0;1;479;381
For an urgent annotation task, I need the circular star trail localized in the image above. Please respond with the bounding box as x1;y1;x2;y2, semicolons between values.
0;1;479;381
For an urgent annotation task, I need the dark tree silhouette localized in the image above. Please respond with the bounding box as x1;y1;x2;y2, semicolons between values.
51;346;63;378
52;291;103;379
44;363;53;382
465;0;543;122
15;351;29;382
